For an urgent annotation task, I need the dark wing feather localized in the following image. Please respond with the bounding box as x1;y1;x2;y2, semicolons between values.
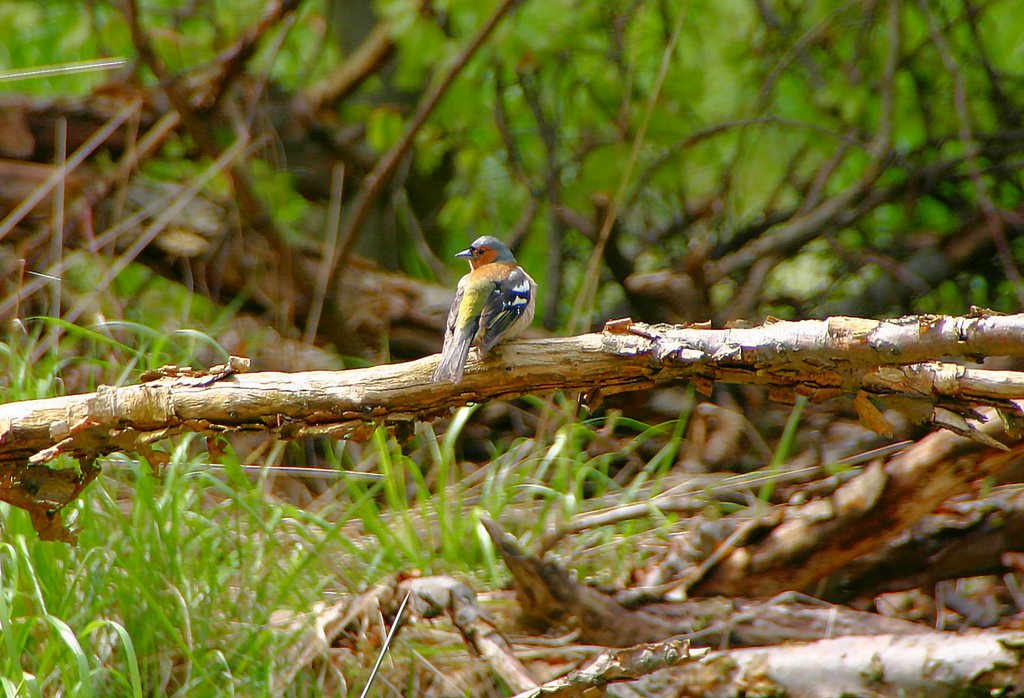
479;267;535;353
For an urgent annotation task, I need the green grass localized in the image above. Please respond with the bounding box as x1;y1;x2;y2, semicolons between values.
2;310;823;695
2;315;715;695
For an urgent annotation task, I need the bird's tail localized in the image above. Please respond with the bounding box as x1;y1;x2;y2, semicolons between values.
433;328;475;383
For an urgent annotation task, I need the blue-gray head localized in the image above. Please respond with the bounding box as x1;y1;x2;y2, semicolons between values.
456;235;516;269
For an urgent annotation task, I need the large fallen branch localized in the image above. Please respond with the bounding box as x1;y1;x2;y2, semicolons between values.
3;312;1024;540
651;631;1024;698
690;408;1024;597
819;483;1024;603
480;518;929;647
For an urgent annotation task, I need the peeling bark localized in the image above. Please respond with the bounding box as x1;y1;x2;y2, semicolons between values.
653;631;1024;698
692;411;1024;597
4;313;1024;540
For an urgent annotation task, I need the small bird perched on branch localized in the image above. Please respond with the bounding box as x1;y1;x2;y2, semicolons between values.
433;235;536;383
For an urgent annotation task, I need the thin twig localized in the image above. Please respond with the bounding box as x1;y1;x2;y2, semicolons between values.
0;58;126;83
493;66;532;189
520;68;565;328
44;118;68;355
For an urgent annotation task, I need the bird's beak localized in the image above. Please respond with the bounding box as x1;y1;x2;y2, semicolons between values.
455;248;473;259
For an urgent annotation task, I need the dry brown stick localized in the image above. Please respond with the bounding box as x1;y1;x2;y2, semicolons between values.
481;518;681;647
304;22;395;114
328;0;522;282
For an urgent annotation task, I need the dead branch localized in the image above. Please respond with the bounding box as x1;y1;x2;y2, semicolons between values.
4;312;1023;462
303;22;395;115
4;312;1024;540
510;639;706;698
691;408;1024;597
661;631;1024;698
481;518;928;648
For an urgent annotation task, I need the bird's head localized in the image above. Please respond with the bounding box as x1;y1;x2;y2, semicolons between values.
456;235;516;270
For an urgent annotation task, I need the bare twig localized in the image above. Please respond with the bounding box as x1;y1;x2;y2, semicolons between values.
304;22;396;114
305;161;345;343
520;68;565;328
328;0;523;285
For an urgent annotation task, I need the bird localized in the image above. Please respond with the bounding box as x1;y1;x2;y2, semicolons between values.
433;235;536;383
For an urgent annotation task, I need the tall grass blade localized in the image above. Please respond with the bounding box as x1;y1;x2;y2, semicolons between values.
758;395;808;501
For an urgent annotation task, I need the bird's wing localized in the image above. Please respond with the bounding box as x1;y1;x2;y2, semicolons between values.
434;274;488;382
443;280;466;336
480;266;535;353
